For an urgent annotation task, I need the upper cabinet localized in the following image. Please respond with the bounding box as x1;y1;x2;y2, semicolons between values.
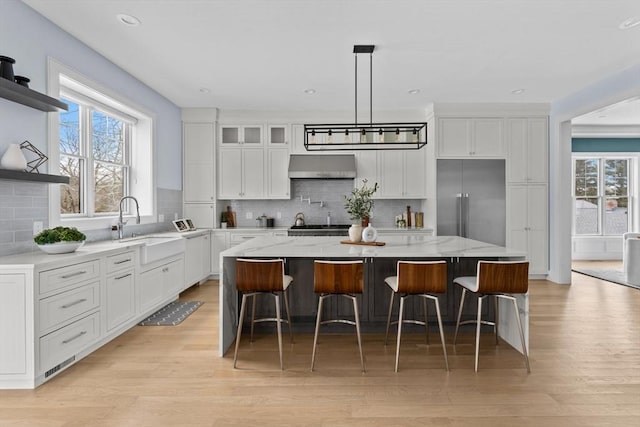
267;125;289;146
183;122;215;202
437;118;505;158
219;125;263;146
377;150;427;199
506;118;548;184
218;147;265;199
290;124;306;154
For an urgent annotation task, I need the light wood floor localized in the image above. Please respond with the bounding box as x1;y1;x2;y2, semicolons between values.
1;272;639;426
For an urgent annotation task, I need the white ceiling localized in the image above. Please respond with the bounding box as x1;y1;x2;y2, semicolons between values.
20;0;640;121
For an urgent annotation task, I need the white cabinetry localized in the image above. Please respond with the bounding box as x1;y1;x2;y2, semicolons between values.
355;151;378;192
183;203;216;229
291;124;306;154
508;184;548;275
219;125;263;145
267;125;289;146
184;232;211;289
267;148;290;198
183;122;215;202
507;117;548;184
437;118;504;158
377;150;427;199
139;257;184;313
104;251;135;332
218;148;265;199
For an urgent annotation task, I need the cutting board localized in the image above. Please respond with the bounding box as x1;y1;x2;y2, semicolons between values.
340;240;386;246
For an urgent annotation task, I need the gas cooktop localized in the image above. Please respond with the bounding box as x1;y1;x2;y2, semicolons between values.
289;224;350;230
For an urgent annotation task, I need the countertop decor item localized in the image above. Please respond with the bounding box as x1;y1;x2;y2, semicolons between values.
361;223;378;242
1;143;28;171
19;140;48;173
344;179;378;222
303;45;427;151
34;226;87;254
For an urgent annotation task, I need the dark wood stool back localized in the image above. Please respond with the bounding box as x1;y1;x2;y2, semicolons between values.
313;260;364;294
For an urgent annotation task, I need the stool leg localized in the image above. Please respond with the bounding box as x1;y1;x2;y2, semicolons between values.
352;296;365;373
310;295;325;372
453;288;467;345
384;290;395;346
233;293;249;368
430;295;449;371
284;289;293;343
274;293;283;370
494;295;499;345
424;297;429;345
475;295;484;372
250;293;257;342
509;295;531;373
394;296;405;372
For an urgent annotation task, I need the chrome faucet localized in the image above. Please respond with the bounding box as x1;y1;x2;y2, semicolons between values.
117;196;141;239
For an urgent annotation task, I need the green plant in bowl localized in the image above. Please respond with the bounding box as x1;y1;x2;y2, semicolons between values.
34;226;86;254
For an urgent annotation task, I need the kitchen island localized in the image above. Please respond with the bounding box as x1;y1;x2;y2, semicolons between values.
219;235;527;357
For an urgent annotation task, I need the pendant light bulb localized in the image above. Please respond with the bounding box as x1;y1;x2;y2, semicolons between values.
310;130;316;144
327;129;334;144
360;128;367;143
395;128;401;142
344;129;351;144
412;128;418;142
378;128;384;143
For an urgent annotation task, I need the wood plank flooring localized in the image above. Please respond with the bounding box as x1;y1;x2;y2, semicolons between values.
1;270;638;426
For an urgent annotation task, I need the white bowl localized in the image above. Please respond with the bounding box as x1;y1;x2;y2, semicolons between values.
37;241;85;254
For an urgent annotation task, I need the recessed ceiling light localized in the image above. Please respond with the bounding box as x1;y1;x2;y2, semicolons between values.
407;89;420;95
304;89;316;94
199;88;211;93
117;14;141;26
619;16;640;30
511;88;525;95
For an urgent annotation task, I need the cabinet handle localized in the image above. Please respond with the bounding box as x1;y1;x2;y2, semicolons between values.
115;273;132;280
60;270;87;279
114;258;131;265
61;298;87;309
62;330;87;344
162;267;169;273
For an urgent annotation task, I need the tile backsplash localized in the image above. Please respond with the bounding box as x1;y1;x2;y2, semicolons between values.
221;179;423;228
0;184;182;257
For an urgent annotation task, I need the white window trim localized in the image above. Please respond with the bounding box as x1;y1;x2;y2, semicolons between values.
571;152;638;237
47;58;157;231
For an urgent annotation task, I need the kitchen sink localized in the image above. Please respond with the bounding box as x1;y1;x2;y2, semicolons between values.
119;235;185;264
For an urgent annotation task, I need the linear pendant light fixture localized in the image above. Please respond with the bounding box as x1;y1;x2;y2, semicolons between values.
304;45;427;151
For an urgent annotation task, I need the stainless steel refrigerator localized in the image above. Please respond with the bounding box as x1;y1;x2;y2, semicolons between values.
436;159;506;246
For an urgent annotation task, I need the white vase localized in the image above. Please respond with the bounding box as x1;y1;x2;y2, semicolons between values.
362;223;378;242
1;143;27;171
348;224;362;242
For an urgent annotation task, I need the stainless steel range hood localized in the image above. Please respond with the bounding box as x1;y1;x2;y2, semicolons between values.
288;154;356;179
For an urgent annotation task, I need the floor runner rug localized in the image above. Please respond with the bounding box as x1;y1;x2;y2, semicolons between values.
139;301;204;325
572;268;639;290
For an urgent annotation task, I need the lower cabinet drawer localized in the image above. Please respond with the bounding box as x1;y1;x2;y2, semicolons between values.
39;259;100;296
39;281;100;333
39;312;100;373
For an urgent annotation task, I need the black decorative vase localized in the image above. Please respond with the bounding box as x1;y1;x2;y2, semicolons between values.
14;75;30;88
0;56;16;81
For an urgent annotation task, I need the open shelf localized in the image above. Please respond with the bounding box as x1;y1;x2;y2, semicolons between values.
0;169;69;184
0;78;68;112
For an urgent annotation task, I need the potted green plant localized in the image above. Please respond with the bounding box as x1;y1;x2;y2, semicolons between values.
344;179;378;242
34;226;87;254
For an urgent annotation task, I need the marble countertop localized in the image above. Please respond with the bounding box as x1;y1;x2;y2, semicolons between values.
0;229;209;268
221;235;526;259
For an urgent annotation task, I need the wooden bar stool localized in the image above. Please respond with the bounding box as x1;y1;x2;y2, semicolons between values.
233;258;293;370
384;260;449;372
453;260;530;372
311;260;365;372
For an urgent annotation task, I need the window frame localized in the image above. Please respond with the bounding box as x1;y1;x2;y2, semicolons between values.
572;154;633;236
47;58;157;231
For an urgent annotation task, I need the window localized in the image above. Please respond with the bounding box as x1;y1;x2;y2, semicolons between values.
59;98;131;216
48;59;155;230
573;157;630;235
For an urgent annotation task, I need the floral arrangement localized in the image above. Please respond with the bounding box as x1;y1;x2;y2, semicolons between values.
344;179;378;221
